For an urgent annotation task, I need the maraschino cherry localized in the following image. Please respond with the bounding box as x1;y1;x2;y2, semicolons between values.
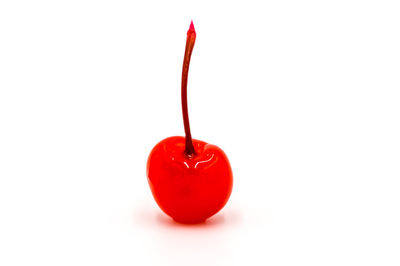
146;21;233;224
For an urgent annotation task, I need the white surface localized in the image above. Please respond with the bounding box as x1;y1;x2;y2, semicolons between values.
1;1;400;265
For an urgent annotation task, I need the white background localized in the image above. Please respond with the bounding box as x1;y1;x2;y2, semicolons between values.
1;0;400;265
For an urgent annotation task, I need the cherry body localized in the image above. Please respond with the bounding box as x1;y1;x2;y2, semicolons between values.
147;136;233;223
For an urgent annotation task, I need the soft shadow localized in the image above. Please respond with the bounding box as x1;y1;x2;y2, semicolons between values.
132;204;242;265
133;204;241;230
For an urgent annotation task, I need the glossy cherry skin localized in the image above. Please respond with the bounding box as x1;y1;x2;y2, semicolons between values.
147;136;233;224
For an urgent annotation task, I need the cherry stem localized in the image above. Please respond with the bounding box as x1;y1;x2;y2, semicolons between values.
181;21;196;157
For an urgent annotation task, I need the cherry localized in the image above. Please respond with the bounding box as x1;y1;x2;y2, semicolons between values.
146;21;233;224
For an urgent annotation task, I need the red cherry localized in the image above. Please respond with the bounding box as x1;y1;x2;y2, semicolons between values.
146;21;233;224
147;136;233;223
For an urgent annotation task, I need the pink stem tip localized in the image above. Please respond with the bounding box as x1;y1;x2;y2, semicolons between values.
188;20;196;34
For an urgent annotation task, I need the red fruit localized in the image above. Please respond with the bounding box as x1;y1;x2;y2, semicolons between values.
147;136;233;223
146;21;233;224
